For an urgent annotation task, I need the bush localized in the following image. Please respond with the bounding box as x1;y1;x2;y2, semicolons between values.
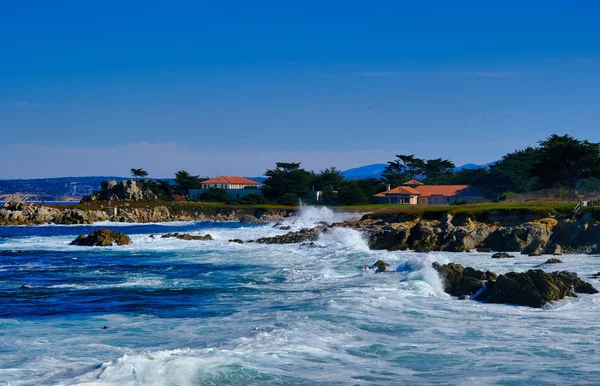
239;194;269;205
200;188;230;203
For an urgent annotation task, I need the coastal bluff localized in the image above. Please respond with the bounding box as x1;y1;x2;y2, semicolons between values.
0;201;291;225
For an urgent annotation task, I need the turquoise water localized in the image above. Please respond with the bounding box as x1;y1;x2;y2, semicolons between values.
1;207;600;385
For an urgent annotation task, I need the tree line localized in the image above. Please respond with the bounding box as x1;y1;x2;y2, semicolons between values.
127;134;600;205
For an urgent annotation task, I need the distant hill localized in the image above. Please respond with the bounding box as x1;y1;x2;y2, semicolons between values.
0;176;129;201
341;162;494;180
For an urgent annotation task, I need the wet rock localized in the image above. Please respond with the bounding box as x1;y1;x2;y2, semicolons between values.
485;269;599;308
20;285;30;290
372;260;390;273
229;239;244;244
278;226;291;230
255;227;325;244
477;248;493;253
458;295;470;300
545;258;563;264
367;226;410;251
161;232;213;241
149;234;155;239
300;242;319;247
492;252;514;259
432;262;496;297
71;229;132;246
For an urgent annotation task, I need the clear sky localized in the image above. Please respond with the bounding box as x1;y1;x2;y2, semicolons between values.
1;1;599;178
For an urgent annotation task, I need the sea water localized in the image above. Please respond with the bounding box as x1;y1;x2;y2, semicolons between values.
1;207;600;385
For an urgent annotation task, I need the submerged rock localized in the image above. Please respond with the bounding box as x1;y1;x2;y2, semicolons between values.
545;258;563;264
492;252;514;259
161;233;213;241
229;239;244;244
71;229;132;246
372;260;390;273
300;242;320;247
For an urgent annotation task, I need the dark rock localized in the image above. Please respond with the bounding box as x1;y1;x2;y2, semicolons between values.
477;248;493;252
278;226;291;230
485;269;599;308
300;242;319;247
492;252;514;259
458;295;470;300
367;226;410;251
161;233;213;241
70;229;132;246
103;326;108;329
149;234;155;239
255;226;325;244
229;239;244;244
20;285;30;290
545;258;563;264
240;214;263;224
528;252;542;257
591;272;600;279
372;260;390;273
432;262;496;297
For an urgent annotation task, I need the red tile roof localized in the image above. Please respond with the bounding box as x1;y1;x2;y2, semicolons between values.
201;176;260;185
374;186;421;197
415;185;471;197
402;179;424;186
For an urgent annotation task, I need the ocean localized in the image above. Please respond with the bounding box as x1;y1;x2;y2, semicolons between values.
1;206;599;385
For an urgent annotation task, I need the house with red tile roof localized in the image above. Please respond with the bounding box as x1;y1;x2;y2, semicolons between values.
189;176;261;200
375;180;484;205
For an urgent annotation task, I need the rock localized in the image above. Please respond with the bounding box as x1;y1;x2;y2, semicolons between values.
545;258;563;264
96;180;158;201
372;260;390;273
528;251;542;257
255;226;325;244
20;285;30;290
240;214;262;224
229;239;244;244
149;234;155;239
367;226;410;251
477;248;493;252
458;295;470;300
432;262;496;297
492;252;514;259
592;272;600;279
485;269;598;307
70;229;132;246
300;242;319;247
279;226;291;230
161;233;213;241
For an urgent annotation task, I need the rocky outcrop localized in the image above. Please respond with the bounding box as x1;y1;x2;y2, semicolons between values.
161;233;213;241
432;262;598;307
229;239;244;244
85;180;158;202
342;210;600;255
71;230;132;246
0;202;291;225
254;227;326;244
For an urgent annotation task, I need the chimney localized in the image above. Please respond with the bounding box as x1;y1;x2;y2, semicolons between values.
386;184;391;191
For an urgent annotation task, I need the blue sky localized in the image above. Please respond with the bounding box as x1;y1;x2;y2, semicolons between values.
1;1;599;178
